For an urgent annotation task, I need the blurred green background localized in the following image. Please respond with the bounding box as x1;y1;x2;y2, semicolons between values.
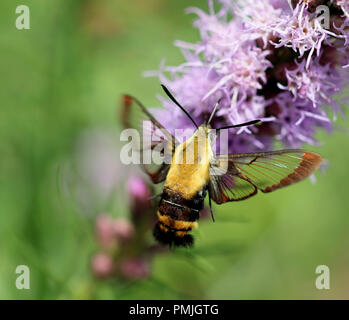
1;0;349;299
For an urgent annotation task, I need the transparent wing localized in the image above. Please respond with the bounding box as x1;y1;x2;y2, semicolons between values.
122;95;177;183
209;163;257;204
209;149;322;204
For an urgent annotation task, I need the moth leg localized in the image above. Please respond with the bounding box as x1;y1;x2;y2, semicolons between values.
148;192;163;201
208;189;215;222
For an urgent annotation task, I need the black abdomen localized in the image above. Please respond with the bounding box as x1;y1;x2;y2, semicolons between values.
153;187;206;247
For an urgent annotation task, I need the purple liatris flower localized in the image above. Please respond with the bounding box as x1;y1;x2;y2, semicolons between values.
146;0;349;152
277;58;341;107
333;1;349;18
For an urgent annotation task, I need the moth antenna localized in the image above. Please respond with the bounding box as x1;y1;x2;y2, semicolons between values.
207;99;221;126
216;119;261;131
161;84;199;129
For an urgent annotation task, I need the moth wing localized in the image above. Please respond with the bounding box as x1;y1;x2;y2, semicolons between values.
208;161;258;204
209;149;322;204
122;95;177;183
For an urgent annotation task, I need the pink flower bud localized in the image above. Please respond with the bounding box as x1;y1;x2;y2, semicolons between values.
127;176;151;201
91;253;114;278
112;218;135;242
95;214;116;248
127;176;153;219
119;258;150;280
